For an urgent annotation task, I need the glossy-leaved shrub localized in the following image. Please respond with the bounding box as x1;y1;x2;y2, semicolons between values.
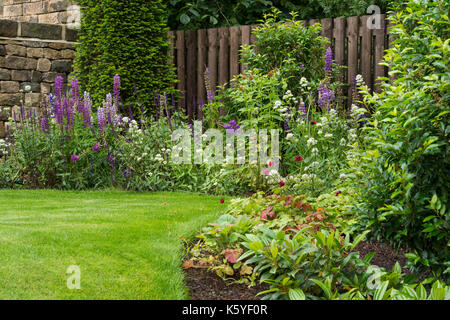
350;0;449;278
74;0;177;110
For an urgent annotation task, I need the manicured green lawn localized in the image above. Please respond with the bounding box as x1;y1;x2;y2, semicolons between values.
0;190;225;300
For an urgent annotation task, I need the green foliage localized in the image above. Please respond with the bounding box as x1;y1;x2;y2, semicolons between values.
349;0;449;277
241;10;328;94
74;0;177;110
167;0;394;30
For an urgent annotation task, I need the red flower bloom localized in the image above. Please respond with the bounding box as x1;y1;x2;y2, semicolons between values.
310;120;317;125
220;198;225;204
336;190;342;196
295;156;303;162
279;181;285;187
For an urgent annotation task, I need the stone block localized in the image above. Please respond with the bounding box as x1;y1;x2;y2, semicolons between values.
37;58;51;72
0;69;10;81
40;82;51;94
31;70;41;82
0;19;19;37
21;82;40;93
51;59;72;73
21;22;63;40
24;92;41;108
5;44;27;57
11;70;30;81
5;56;37;70
27;47;44;58
0;81;19;93
42;71;65;83
60;49;75;59
23;2;44;16
0;93;20;106
3;4;22;17
0;121;5;138
43;47;61;59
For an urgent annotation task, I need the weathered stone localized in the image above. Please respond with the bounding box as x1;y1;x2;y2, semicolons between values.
0;81;19;93
51;59;72;73
0;69;10;81
21;82;40;93
27;47;44;58
38;12;60;25
65;27;79;42
31;70;42;82
21;22;63;40
24;92;41;108
40;82;51;94
48;42;68;50
5;56;37;70
0;19;18;37
3;4;22;17
48;0;69;13
42;71;66;83
21;40;49;48
5;44;27;57
23;2;44;16
0;56;5;68
0;107;11;121
37;58;51;72
0;45;6;56
11;70;30;81
0;93;20;106
43;48;61;59
60;49;75;59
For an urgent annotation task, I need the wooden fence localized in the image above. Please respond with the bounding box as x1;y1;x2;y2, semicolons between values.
168;14;393;120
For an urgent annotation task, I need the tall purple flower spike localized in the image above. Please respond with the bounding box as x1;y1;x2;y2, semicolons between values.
55;76;64;99
325;47;333;72
113;74;121;103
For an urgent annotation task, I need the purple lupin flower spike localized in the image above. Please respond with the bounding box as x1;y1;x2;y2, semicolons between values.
55;76;64;99
325;47;333;72
72;77;79;101
66;104;74;131
97;107;106;132
83;91;92;128
113;74;121;104
128;104;134;121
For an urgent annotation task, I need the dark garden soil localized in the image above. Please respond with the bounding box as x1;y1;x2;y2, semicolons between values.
184;267;270;300
184;241;415;300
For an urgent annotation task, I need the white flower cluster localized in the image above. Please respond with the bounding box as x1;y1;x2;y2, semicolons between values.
273;100;289;118
265;169;282;184
283;90;298;105
307;137;317;147
299;77;311;90
0;139;10;155
355;74;365;87
348;128;358;143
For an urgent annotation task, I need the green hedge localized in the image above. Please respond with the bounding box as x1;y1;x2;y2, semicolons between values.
74;0;177;109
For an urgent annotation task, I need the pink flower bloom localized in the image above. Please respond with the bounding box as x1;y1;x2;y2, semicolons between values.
279;181;285;187
71;155;80;163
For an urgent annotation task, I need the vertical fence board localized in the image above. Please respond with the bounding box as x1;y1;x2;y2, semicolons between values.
197;29;207;110
218;27;230;88
360;15;372;91
176;30;185;111
207;28;218;98
374;14;387;92
347;16;359;108
229;26;240;82
321;18;333;45
333;17;346;104
240;25;251;72
169;15;391;114
186;30;197;120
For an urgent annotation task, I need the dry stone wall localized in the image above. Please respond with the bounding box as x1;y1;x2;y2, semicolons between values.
0;0;77;25
0;19;78;137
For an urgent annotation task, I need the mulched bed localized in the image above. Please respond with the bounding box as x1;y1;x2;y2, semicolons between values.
184;240;414;300
184;267;269;300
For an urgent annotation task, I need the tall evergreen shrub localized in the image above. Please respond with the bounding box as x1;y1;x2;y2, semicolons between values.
74;0;176;109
